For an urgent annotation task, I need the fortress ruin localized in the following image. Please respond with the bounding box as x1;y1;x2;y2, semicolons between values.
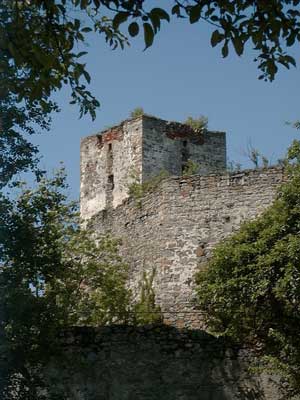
80;115;285;328
39;115;290;400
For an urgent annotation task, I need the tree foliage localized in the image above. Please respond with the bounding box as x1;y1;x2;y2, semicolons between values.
0;169;132;398
1;1;299;184
196;139;300;395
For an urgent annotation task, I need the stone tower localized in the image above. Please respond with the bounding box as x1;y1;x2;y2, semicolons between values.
80;115;226;219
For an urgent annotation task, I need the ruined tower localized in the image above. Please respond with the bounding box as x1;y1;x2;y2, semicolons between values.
80;115;226;219
80;114;284;328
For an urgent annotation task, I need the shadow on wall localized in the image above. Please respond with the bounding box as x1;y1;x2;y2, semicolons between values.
44;325;280;400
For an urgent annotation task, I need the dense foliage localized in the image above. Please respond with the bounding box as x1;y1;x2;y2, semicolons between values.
0;170;135;398
1;0;300;184
196;140;300;395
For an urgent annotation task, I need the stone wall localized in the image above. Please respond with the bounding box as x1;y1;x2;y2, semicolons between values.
80;115;226;219
44;325;283;400
89;167;285;328
80;118;143;219
142;116;226;179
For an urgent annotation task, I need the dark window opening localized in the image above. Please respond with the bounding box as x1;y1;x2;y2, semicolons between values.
108;174;114;190
183;140;187;147
108;143;112;152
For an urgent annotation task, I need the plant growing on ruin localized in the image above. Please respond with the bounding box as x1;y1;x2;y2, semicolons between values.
133;269;163;325
184;116;208;133
182;159;200;176
226;160;242;173
195;139;300;396
127;169;169;207
130;107;144;118
244;142;269;169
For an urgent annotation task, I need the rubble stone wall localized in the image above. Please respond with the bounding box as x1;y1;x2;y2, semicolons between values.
44;326;283;400
90;167;285;328
80;115;226;219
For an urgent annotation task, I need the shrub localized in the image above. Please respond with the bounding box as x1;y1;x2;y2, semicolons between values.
130;107;144;118
195;139;300;396
184;115;208;132
182;159;199;175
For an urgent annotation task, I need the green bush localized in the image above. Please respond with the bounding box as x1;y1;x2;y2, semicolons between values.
184;116;208;132
133;269;163;325
130;107;144;118
182;159;199;175
195;139;300;396
128;169;169;206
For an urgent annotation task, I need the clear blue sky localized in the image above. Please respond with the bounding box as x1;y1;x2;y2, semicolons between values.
31;14;300;200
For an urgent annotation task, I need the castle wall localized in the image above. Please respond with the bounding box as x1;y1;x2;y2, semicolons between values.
44;326;283;400
89;167;285;328
142;116;226;179
80;116;226;219
80;118;143;218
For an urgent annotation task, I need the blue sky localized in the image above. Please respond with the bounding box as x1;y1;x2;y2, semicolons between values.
31;13;300;200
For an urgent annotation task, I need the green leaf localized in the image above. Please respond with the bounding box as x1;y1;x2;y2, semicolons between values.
81;27;93;33
80;0;89;9
232;36;244;56
76;51;88;58
143;23;154;49
211;30;224;47
222;41;229;58
284;55;296;67
149;13;160;33
189;4;201;24
112;12;129;30
150;8;170;22
128;22;139;37
172;4;180;16
286;33;296;47
83;70;91;84
74;19;81;30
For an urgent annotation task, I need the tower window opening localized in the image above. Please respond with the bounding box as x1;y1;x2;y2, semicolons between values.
108;174;114;190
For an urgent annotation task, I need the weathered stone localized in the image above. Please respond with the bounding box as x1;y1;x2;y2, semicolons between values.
80;115;226;219
43;326;286;400
73;116;291;400
87;166;285;328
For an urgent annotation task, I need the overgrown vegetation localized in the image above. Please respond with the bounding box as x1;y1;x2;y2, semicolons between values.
133;269;163;325
2;1;300;186
128;169;169;206
244;143;269;169
195;139;300;396
226;160;242;173
184;116;208;133
182;159;200;176
0;169;162;399
130;107;144;118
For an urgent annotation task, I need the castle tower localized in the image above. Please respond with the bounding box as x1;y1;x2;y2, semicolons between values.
80;115;226;219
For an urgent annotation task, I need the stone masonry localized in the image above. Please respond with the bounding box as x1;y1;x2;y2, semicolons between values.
80;115;285;328
80;115;226;219
44;326;284;400
88;167;285;328
46;115;290;400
